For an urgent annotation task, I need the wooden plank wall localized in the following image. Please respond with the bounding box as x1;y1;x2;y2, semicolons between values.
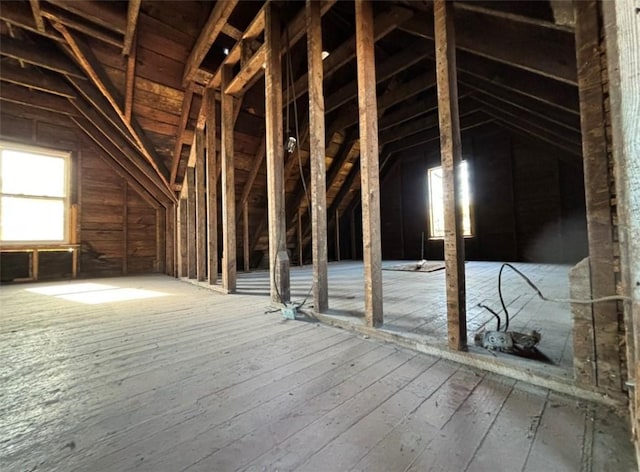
379;126;588;264
0;108;162;280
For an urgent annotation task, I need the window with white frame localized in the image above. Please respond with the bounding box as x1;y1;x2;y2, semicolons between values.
427;160;473;239
0;142;70;243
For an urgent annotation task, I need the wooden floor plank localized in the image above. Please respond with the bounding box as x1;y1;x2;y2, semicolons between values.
0;273;635;472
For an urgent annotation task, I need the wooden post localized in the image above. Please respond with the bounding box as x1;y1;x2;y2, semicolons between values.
122;181;128;275
165;204;175;276
297;209;304;267
243;201;250;272
355;0;383;327
221;65;237;293
602;0;640;454
186;167;197;279
307;0;328;312
205;89;218;284
574;0;620;390
195;128;207;282
350;207;357;260
265;3;290;303
434;0;467;350
179;198;188;277
335;209;341;261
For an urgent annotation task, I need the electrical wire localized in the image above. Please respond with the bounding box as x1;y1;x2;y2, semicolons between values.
482;262;633;333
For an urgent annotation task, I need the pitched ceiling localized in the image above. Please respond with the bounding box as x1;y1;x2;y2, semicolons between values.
0;0;582;259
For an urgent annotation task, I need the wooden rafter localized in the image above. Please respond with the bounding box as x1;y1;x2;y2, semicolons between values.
182;0;239;86
170;85;195;185
28;0;45;33
0;35;85;79
52;22;171;189
288;5;414;105
41;10;123;48
401;9;577;85
0;82;78;116
0;62;75;98
124;32;137;123
123;0;141;56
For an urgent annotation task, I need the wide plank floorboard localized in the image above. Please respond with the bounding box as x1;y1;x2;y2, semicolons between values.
0;274;635;472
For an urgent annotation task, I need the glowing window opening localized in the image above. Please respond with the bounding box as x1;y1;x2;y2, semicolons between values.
0;142;70;244
428;161;473;239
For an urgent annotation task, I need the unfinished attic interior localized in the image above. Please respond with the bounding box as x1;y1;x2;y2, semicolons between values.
1;0;639;469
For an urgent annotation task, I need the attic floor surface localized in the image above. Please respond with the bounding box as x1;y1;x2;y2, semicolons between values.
1;270;635;471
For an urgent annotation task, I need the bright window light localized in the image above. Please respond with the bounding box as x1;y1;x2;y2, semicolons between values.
0;143;69;243
428;161;473;239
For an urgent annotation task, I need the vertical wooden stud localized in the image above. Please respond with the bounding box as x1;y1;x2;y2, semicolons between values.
186;167;197;279
195;128;207;281
243;201;250;272
297;209;304;267
434;0;467;350
602;0;640;444
335;209;341;262
221;65;237;293
265;3;290;303
307;0;328;311
355;0;383;327
179;198;188;277
205;89;219;284
122;182;128;275
574;0;621;391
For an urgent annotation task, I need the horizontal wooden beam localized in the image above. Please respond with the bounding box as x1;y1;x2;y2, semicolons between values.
455;2;573;32
0;62;75;98
224;44;266;96
48;0;126;34
41;9;123;48
0;35;86;79
0;1;62;41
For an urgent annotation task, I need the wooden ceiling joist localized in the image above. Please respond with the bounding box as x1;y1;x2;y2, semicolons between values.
182;0;239;86
54;22;171;187
0;62;75;98
0;35;85;79
0;2;62;41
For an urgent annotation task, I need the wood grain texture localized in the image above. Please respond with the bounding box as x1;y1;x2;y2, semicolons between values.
186;167;196;280
205;89;218;285
265;3;290;303
574;0;621;392
306;0;328;313
195;129;207;282
0;274;634;471
355;0;383;327
602;0;640;459
434;0;467;350
221;66;237;293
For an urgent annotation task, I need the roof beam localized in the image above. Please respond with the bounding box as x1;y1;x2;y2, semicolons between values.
401;9;577;84
0;62;75;98
122;0;141;56
0;2;62;41
455;2;573;32
325;40;430;113
0;82;78;116
47;0;126;34
54;23;171;187
182;0;239;86
0;35;85;79
288;5;414;104
28;0;45;32
41;9;123;48
170;85;195;185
